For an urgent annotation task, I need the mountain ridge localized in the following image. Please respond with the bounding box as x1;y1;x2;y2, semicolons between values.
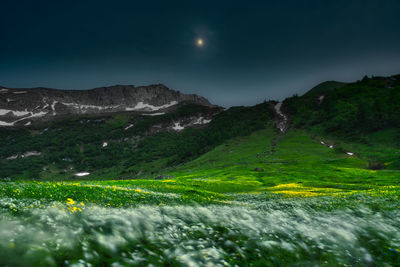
0;84;215;127
1;73;400;179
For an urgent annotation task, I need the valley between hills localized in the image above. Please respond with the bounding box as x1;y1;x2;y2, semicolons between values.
0;74;399;266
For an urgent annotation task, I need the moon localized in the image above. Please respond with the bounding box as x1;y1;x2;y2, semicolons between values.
196;38;204;47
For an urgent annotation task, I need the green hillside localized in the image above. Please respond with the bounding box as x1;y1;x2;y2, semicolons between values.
285;75;400;135
1;75;400;266
0;102;274;180
284;75;400;169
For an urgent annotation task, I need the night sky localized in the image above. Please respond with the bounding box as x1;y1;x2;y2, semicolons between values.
1;0;400;107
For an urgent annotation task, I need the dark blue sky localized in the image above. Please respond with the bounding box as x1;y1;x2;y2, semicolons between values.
1;0;400;106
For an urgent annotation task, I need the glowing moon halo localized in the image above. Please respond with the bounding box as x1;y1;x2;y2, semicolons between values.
196;38;204;47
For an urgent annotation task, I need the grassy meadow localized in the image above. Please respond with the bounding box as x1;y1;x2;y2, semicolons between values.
1;128;400;266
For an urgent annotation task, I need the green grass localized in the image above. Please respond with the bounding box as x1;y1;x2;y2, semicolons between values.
2;127;399;207
165;128;400;197
1;124;400;266
3;126;399;225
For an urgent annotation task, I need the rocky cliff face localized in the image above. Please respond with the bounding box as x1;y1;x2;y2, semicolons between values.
0;84;214;126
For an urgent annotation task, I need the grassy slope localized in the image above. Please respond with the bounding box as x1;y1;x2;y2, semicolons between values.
284;75;400;169
1;119;399;266
2;127;399;208
168;128;399;196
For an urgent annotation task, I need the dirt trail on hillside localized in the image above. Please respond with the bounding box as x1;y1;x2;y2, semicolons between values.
274;102;289;133
269;102;290;154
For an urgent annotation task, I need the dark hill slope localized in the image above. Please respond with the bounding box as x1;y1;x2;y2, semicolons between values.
302;81;347;98
284;74;400;169
285;74;400;134
0;102;274;180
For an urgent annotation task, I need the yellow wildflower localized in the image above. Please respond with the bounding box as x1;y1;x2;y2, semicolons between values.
68;206;82;213
66;198;75;205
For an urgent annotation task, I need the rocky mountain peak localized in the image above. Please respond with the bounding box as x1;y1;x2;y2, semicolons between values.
0;84;215;127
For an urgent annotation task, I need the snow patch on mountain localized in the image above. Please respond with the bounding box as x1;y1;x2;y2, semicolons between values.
126;101;178;112
0;110;50;126
193;117;212;125
172;122;185;131
75;172;90;177
319;140;356;156
163;115;213;133
318;95;325;104
61;102;121;111
51;101;58;111
7;151;42;160
13;110;31;116
0;109;11;116
142;112;165;116
0;120;15;126
124;124;134;131
0;109;32;117
26;111;48;118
